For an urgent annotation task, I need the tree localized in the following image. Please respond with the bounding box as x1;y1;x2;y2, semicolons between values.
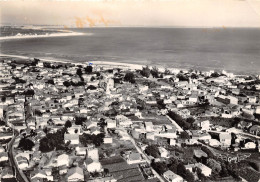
191;73;198;79
141;66;151;78
186;117;195;124
176;73;189;81
18;138;35;151
1;96;6;102
168;157;179;173
76;68;83;77
145;145;160;158
151;161;168;175
124;72;135;83
85;66;93;73
65;120;72;128
211;72;220;78
151;66;160;78
207;158;221;173
63;81;71;87
179;131;190;139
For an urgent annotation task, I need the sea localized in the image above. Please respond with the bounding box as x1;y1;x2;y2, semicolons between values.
1;27;260;75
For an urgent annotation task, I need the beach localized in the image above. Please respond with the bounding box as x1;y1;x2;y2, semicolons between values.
0;31;87;41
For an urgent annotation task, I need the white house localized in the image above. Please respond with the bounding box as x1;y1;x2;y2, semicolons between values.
57;154;70;167
106;119;117;128
87;161;102;172
163;170;183;182
244;142;256;149
219;133;232;147
144;122;154;132
159;147;169;158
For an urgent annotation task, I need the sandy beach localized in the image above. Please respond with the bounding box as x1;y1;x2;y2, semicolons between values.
0;31;87;41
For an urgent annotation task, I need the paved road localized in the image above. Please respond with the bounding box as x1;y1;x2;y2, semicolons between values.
166;115;184;132
118;128;165;182
7;131;29;182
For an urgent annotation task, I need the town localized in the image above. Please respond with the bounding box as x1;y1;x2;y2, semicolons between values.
0;56;260;182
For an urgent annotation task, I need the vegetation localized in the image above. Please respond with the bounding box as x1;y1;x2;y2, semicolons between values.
39;127;67;153
80;133;105;147
140;66;151;78
85;65;93;73
145;145;160;158
18;138;35;151
65;120;72;128
124;72;135;83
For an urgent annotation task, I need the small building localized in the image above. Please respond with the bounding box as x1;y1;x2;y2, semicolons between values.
57;154;70;167
219;133;232;147
163;170;183;182
127;152;143;164
185;163;212;177
64;133;79;145
68;167;84;182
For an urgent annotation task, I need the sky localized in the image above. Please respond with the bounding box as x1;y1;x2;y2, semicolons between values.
1;0;260;28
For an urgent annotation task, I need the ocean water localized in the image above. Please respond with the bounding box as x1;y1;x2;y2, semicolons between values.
1;27;260;74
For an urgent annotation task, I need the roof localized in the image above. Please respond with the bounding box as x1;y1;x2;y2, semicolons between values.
219;133;232;140
129;153;142;161
163;170;182;180
68;166;84;177
193;149;208;158
64;134;79;141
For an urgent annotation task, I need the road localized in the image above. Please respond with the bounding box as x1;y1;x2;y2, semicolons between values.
7;131;29;182
208;130;260;140
118;127;165;182
166;115;183;132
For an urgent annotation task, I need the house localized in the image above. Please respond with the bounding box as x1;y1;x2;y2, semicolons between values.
144;122;154;132
76;146;87;156
86;160;102;173
185;163;212;177
68;167;84;182
104;136;113;144
249;125;260;136
159;147;169;158
127;152;143;164
163;170;183;182
57;154;70;167
206;139;221;147
1;166;14;179
244;142;256;149
106;119;117;128
87;147;99;161
219;133;232;147
0;152;8;162
16;156;29;170
64;134;79;145
248;96;257;103
31;170;51;181
193;120;210;130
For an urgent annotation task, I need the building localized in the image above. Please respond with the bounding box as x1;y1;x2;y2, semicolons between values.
64;134;80;145
163;170;183;182
219;133;232;147
68;167;84;182
185;163;212;177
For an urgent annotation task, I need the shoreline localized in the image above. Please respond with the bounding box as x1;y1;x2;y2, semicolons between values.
0;53;245;77
0;31;88;41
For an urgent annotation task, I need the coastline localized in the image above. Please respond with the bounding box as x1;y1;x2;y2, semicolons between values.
0;53;146;71
0;31;87;41
0;53;247;76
